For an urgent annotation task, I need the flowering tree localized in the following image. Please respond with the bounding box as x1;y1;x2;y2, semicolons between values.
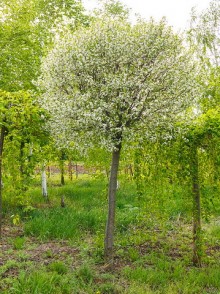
39;18;200;259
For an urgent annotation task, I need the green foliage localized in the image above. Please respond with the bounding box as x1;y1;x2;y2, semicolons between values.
47;261;68;275
13;237;25;250
25;207;104;240
10;270;70;294
1;2;220;291
123;266;170;289
1;176;220;293
1;90;48;208
95;0;130;20
75;264;94;285
0;0;89;92
0;260;20;277
189;0;220;67
0;1;39;91
98;282;120;294
24;179;107;239
123;263;220;293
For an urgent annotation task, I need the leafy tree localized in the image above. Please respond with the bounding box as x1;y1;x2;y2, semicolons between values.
189;0;220;110
190;0;220;67
94;0;130;20
187;0;220;265
39;18;200;260
0;0;88;91
0;0;89;222
0;90;47;237
185;108;220;266
0;0;38;91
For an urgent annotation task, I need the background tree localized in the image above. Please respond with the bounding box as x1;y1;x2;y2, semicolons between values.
189;0;220;110
190;0;220;67
94;0;130;20
0;0;89;221
0;0;88;92
0;90;47;236
184;108;220;266
187;0;220;265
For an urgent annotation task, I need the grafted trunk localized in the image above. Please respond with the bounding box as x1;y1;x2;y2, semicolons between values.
191;145;202;267
104;145;121;261
0;126;6;238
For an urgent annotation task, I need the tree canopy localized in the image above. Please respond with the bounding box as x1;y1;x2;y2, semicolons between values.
39;18;200;150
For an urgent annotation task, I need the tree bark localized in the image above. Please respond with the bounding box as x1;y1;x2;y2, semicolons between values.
42;164;48;201
104;144;121;261
0;126;6;239
59;150;65;185
191;145;202;267
75;163;78;179
60;162;65;185
68;161;73;181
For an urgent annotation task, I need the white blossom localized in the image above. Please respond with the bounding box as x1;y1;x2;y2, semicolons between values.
39;18;201;150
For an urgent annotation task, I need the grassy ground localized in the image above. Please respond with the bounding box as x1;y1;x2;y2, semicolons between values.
0;174;220;293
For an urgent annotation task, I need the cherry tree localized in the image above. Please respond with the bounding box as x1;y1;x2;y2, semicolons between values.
39;18;200;260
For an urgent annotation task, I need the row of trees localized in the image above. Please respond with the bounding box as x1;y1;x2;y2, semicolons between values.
0;0;89;233
1;0;220;266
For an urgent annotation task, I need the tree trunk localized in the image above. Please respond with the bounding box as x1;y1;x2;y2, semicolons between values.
104;145;121;261
59;150;65;185
75;163;78;179
191;145;202;267
60;162;65;185
68;161;73;181
42;164;48;201
0;126;6;239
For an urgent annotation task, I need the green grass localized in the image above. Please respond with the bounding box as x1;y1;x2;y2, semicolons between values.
8;270;72;294
12;237;26;250
23;177;107;240
1;175;220;293
123;263;220;293
47;261;68;275
25;207;105;240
